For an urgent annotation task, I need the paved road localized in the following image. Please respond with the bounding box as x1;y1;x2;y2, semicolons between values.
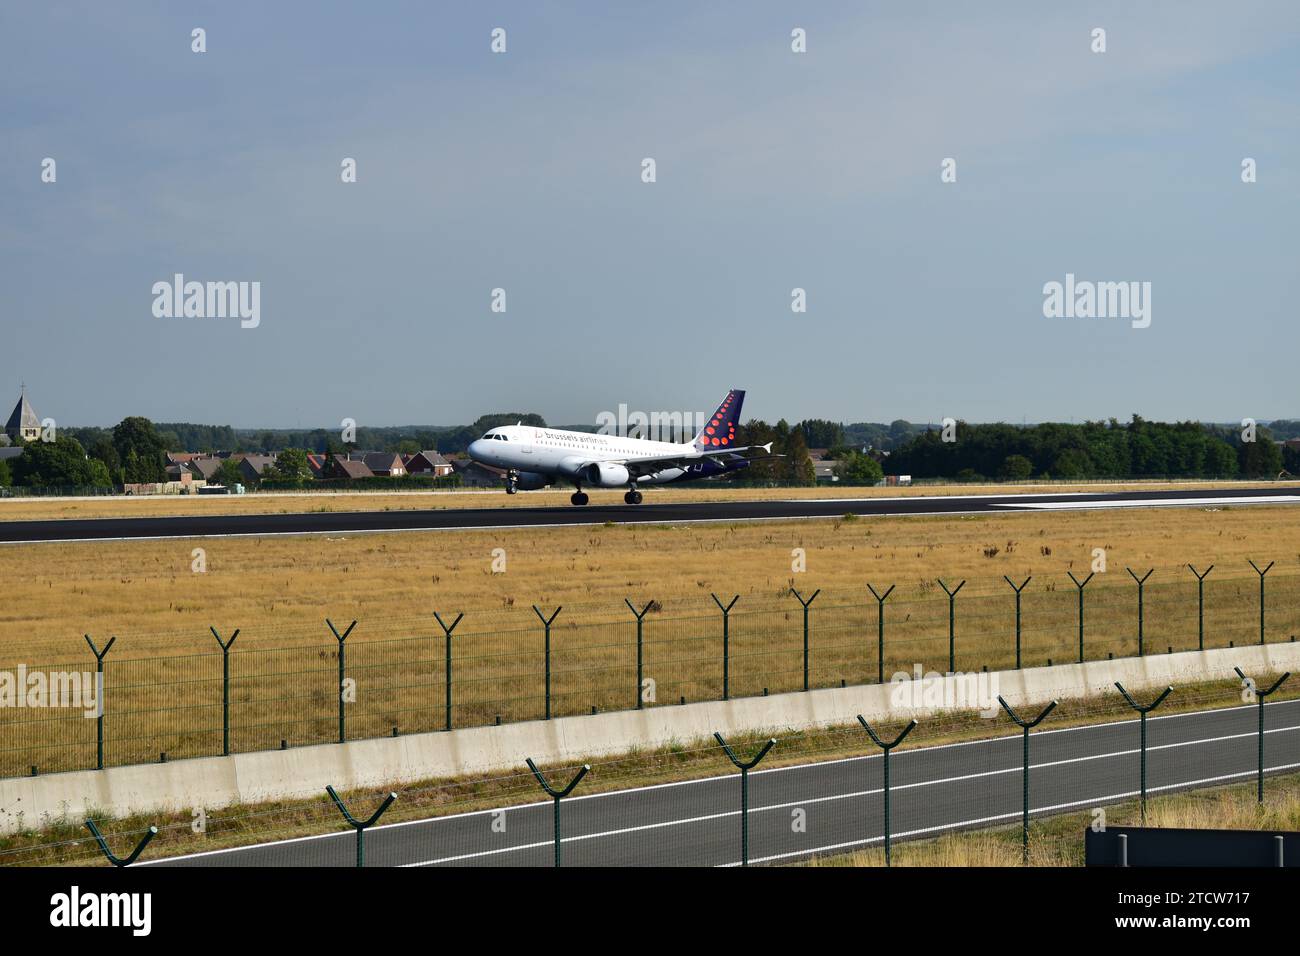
148;698;1300;867
4;487;1298;543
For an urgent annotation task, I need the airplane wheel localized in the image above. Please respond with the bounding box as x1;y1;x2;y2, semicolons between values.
506;485;517;495
571;492;589;506
625;490;643;504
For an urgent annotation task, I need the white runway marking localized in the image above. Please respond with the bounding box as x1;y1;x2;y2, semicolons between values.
994;495;1299;511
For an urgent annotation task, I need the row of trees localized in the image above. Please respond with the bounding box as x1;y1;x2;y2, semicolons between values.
11;417;175;488
6;412;1293;489
889;417;1285;481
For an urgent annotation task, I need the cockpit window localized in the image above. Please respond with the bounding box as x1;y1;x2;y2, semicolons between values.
481;433;494;440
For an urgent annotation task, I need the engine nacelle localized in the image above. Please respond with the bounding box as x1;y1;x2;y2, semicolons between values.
582;462;631;488
514;471;550;491
555;455;589;479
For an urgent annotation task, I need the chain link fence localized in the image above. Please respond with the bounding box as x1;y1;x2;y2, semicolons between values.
3;566;1300;778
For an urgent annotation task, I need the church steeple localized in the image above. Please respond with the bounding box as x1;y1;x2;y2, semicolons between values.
5;387;40;442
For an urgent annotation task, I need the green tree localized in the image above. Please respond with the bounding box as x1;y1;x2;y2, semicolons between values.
11;436;110;488
270;448;312;481
212;458;244;488
0;457;11;487
113;417;166;482
998;454;1034;480
88;436;123;484
836;451;883;484
1238;428;1283;478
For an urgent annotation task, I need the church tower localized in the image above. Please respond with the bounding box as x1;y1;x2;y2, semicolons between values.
4;387;41;443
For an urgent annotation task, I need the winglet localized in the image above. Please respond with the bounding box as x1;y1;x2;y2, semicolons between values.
762;442;772;453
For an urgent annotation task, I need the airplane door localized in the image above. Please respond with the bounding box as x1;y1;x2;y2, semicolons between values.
520;429;535;454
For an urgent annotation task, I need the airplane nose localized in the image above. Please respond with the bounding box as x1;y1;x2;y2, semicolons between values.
468;440;484;460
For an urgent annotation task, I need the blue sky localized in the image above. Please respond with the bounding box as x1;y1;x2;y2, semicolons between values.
2;1;1298;428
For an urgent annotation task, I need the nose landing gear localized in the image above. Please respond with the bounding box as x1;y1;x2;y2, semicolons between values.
505;470;518;495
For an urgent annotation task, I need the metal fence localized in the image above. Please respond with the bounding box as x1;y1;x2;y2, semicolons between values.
4;676;1297;868
3;564;1300;779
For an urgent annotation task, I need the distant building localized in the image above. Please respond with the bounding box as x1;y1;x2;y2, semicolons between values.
405;450;453;477
360;452;405;477
328;456;374;480
451;459;504;488
185;457;225;482
4;388;40;444
237;454;278;484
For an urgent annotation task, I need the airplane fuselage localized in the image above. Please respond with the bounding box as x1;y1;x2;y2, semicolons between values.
468;426;731;487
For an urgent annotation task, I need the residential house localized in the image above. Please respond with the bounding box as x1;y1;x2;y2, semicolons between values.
185;457;225;482
451;458;504;488
237;454;278;485
360;452;405;477
328;456;374;480
405;450;453;477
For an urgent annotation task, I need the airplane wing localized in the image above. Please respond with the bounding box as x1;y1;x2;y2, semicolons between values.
613;443;777;479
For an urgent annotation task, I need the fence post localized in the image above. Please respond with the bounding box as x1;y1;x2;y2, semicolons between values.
209;627;240;756
526;758;589;867
1114;682;1174;822
1066;572;1093;663
532;606;562;719
1187;564;1213;651
997;696;1057;865
937;579;964;673
326;785;396;867
714;732;776;867
857;716;917;866
1233;667;1292;804
85;820;157;867
1003;577;1031;669
792;588;820;691
1248;560;1273;646
867;584;894;684
625;599;654;710
711;594;739;700
325;619;356;743
433;612;463;731
1126;569;1153;656
84;634;115;770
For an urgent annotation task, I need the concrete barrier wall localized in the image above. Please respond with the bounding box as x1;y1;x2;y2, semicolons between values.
3;641;1297;834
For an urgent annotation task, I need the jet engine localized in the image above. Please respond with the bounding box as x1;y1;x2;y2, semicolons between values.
513;471;550;491
582;462;631;487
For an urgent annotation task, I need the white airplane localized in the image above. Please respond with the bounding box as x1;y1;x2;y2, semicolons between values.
467;389;774;505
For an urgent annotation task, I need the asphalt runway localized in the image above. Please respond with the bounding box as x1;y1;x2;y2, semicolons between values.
147;699;1300;867
2;487;1299;543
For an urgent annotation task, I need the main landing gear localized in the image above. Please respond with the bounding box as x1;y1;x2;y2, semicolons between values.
570;490;589;506
623;489;643;505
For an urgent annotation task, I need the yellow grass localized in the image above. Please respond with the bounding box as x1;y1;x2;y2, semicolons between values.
0;478;1293;522
3;502;1300;775
3;501;1298;658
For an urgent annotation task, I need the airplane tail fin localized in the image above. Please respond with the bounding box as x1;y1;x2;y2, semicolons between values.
692;389;745;450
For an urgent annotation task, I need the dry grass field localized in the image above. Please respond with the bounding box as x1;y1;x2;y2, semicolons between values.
0;478;1293;522
3;501;1300;775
